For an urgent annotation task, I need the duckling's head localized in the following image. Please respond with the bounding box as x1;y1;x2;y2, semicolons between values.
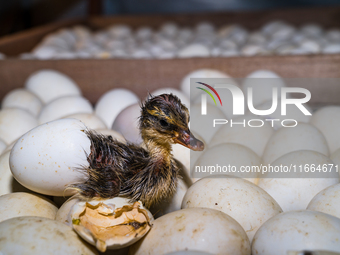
140;93;204;151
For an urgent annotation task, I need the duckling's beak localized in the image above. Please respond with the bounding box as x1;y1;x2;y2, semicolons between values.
173;130;204;151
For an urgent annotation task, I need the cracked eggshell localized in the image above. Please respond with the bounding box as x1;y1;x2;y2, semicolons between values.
56;195;82;227
38;96;93;124
310;106;340;154
10;118;91;196
262;123;329;165
0;108;38;145
1;88;43;117
63;113;106;130
25;69;81;104
0;216;98;255
307;183;340;218
129;208;250;255
258;150;339;212
0;192;58;223
182;178;282;242
95;88;139;129
71;197;153;252
252;210;340;255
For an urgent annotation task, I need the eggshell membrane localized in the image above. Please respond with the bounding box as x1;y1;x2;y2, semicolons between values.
95;129;126;143
0;108;38;145
0;192;57;223
310;106;340;153
252;210;340;255
56;195;82;227
149;88;190;108
209;115;274;157
307;183;340;218
10;119;91;196
129;208;250;255
95;88;139;128
63;113;106;130
182;177;282;242
193;143;260;183
0;216;98;255
262;123;329;165
1;88;43;117
25;69;81;104
112;103;142;144
258;150;339;212
38;96;93;124
180;69;231;100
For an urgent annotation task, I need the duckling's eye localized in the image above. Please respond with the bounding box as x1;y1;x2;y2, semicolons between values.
160;119;169;127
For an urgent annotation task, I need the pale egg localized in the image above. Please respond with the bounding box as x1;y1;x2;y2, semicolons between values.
262;123;329;165
10;118;91;196
177;43;210;58
258;150;339;212
182;177;282;242
0;108;38;145
94;88;139;128
129;208;250;255
38;96;93;124
310;106;340;153
307;183;340;218
63;113;107;130
0;192;57;223
252;210;340;255
25;69;81;104
1;88;43;117
0;216;98;255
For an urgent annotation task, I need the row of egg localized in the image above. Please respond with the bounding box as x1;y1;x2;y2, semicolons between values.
0;68;340;254
16;21;340;60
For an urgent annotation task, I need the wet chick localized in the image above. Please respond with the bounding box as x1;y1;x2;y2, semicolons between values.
69;93;204;208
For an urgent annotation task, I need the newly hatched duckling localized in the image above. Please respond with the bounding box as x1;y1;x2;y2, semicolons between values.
70;93;204;208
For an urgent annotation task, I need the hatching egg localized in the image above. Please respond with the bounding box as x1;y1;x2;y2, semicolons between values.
307;183;340;218
112;103;142;144
0;192;57;223
252;210;340;255
0;216;98;255
38;96;93;124
25;69;81;104
129;208;250;255
95;88;139;128
0;108;38;145
1;88;43;117
262;123;329;165
310;106;340;153
63;113;106;130
182;177;282;241
94;128;126;143
258;150;339;212
150;88;190;107
10;118;91;196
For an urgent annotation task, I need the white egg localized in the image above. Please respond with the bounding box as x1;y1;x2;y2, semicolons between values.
307;183;340;218
0;108;38;145
209;115;274;157
111;103;142;144
180;69;232;100
25;69;81;104
129;208;250;255
182;178;282;242
177;43;210;58
149;88;190;108
0;192;57;223
1;88;43;117
10;119;91;196
322;44;340;54
0;216;98;255
241;44;268;56
63;113;106;130
258;150;339;212
262;123;329;165
252;210;340;255
331;147;340;167
94;129;126;143
310;106;340;153
95;88;139;128
39;96;93;124
193;143;260;183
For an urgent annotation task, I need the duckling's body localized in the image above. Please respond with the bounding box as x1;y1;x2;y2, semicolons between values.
70;94;203;208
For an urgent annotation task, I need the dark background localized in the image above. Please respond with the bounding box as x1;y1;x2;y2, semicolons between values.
0;0;340;37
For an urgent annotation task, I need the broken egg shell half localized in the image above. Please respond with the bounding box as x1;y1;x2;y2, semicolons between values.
70;197;153;252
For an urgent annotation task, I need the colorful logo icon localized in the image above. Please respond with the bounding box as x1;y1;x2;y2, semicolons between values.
196;82;222;106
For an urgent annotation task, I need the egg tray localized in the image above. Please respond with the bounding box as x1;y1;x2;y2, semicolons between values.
1;6;340;104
